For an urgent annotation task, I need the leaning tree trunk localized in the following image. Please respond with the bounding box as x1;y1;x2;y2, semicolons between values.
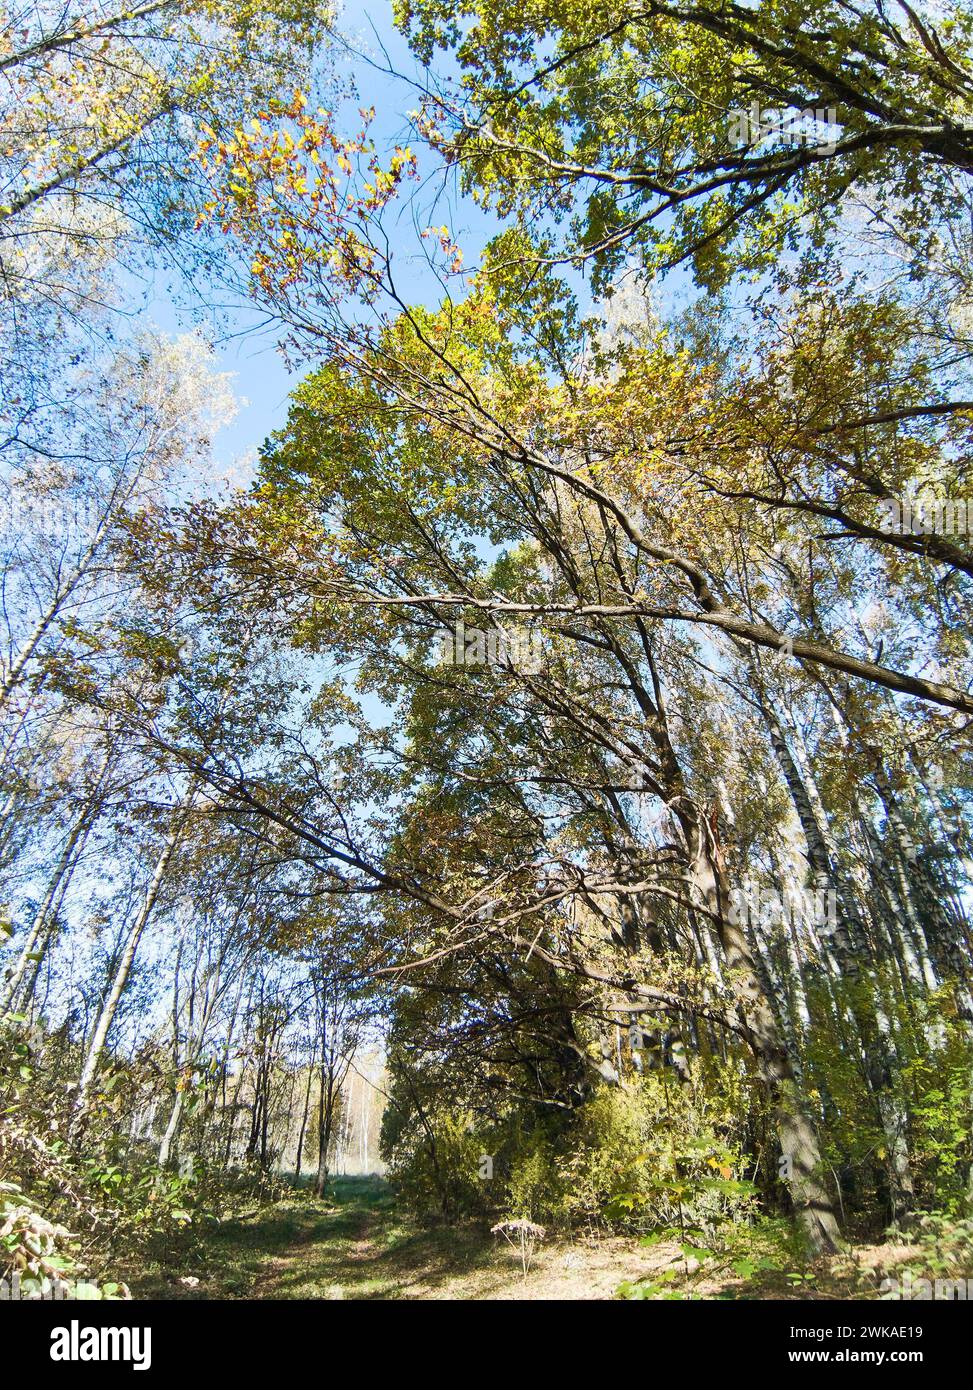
157;1091;185;1170
1;794;99;1012
74;808;187;1112
758;693;916;1223
295;1061;313;1182
685;804;842;1254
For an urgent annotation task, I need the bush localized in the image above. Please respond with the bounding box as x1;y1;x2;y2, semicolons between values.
506;1133;561;1222
0;1020;215;1286
383;1058;758;1237
555;1064;758;1238
384;1108;498;1221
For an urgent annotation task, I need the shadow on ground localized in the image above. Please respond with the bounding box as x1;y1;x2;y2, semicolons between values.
131;1176;898;1301
134;1177;507;1301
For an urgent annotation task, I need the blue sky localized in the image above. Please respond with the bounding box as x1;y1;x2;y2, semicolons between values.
140;1;502;495
138;0;702;497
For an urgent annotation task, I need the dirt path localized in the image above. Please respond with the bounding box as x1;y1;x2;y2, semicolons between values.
142;1177;711;1300
139;1177;898;1300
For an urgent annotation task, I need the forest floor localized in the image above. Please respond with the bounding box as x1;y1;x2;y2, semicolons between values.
131;1177;913;1301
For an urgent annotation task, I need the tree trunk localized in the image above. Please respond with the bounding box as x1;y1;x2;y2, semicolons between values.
687;806;842;1254
1;791;100;1012
158;1090;185;1169
759;693;916;1222
295;1062;313;1182
74;807;187;1110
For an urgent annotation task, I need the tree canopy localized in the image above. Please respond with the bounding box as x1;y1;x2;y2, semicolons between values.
2;0;973;1306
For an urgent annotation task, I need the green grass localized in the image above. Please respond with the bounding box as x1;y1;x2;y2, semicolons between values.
128;1177;893;1301
131;1177;499;1300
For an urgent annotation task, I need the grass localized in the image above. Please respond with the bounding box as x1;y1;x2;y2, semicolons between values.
131;1177;505;1300
132;1175;713;1300
127;1177;930;1301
